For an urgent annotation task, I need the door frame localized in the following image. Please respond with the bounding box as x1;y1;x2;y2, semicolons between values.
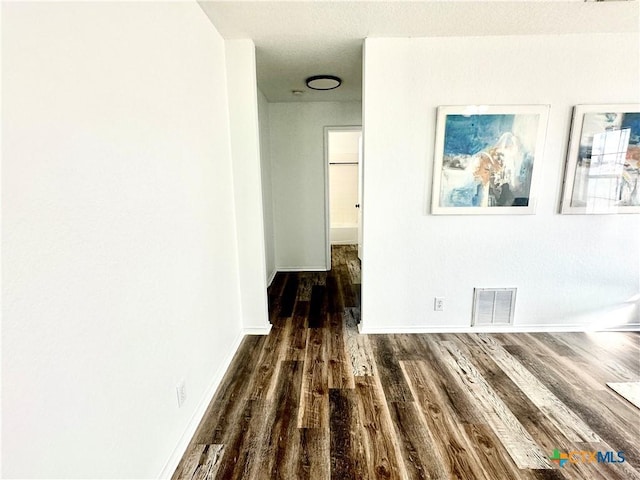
323;125;363;270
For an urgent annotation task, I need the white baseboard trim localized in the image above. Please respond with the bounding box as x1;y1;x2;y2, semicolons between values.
359;323;640;334
244;325;272;335
157;330;245;479
276;266;328;272
266;269;277;287
157;322;274;478
600;324;640;332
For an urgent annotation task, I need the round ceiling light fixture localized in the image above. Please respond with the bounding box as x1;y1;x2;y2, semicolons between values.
306;75;342;91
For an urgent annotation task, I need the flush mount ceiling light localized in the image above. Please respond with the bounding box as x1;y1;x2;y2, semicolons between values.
306;75;342;91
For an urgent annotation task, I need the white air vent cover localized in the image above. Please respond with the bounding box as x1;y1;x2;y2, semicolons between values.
472;288;516;326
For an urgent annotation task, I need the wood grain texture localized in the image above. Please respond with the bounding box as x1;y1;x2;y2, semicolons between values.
347;258;361;284
435;340;552;469
308;285;326;329
328;313;355;389
249;323;290;401
171;444;224;480
412;336;484;424
267;272;287;321
298;428;330;480
505;344;640;468
173;247;640;480
344;306;360;325
556;332;640;379
298;328;329;429
370;335;414;402
212;399;265;479
354;376;405;480
463;424;538;480
329;389;358;480
451;338;604;480
284;316;307;361
470;333;601;443
388;400;447;479
339;269;357;307
326;273;342;314
344;310;375;377
401;360;491;480
189;335;266;444
254;361;304;480
297;273;315;302
278;274;298;318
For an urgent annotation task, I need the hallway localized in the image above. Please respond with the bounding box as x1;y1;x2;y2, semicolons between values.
173;246;640;480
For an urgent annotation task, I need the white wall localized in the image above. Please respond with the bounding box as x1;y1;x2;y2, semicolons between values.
269;102;362;270
225;40;270;332
258;89;277;284
2;3;245;478
362;34;640;333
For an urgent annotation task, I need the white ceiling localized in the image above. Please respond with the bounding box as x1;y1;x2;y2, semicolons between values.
199;1;639;102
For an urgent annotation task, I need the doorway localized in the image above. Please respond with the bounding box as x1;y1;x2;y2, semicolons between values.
324;126;363;270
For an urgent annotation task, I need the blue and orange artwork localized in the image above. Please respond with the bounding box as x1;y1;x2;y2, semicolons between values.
440;113;541;208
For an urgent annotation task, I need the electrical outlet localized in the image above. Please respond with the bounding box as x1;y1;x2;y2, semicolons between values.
434;297;445;312
176;379;187;408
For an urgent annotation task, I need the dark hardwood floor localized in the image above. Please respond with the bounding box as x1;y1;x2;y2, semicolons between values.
173;245;640;480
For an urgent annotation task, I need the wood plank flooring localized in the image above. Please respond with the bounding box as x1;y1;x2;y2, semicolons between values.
173;245;640;480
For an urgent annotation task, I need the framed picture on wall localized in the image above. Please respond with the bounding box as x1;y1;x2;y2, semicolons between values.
560;104;640;214
431;105;550;215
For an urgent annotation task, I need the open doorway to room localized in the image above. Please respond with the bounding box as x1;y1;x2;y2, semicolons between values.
324;126;363;271
263;123;364;331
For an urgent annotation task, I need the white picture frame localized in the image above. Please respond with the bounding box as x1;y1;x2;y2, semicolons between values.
431;105;549;215
560;104;640;215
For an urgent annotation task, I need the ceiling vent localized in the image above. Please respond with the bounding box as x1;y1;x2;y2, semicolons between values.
472;288;517;326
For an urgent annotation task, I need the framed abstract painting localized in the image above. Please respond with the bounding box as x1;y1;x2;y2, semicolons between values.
431;105;549;215
560;104;640;214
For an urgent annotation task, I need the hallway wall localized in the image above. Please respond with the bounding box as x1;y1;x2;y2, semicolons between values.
258;89;277;283
225;40;271;332
2;3;247;478
269;101;362;270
